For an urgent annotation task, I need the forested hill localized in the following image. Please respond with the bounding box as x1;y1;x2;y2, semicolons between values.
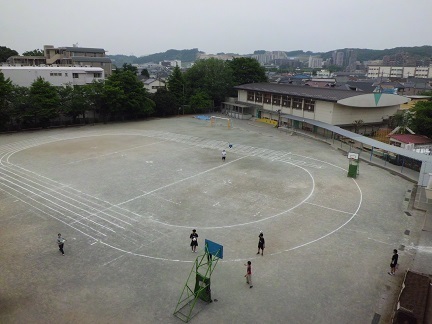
287;45;432;61
108;46;432;67
108;48;202;66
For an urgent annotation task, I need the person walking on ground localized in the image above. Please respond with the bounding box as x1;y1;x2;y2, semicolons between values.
388;249;398;275
257;232;265;256
190;229;198;253
244;261;253;288
57;233;66;256
222;149;226;161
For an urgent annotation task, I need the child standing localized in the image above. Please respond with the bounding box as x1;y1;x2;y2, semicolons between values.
222;150;226;161
388;249;398;275
244;261;253;288
190;229;198;253
257;232;265;256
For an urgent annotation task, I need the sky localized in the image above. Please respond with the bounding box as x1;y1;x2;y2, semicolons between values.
1;0;431;57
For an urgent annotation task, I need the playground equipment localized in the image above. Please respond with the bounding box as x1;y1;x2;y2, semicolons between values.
173;240;223;322
347;152;360;178
210;116;231;129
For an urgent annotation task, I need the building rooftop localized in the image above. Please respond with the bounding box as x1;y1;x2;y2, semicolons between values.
0;66;103;71
389;134;432;144
235;83;362;102
63;47;106;53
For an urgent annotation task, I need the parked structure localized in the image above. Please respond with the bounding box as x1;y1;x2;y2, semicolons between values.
0;66;104;87
6;44;112;77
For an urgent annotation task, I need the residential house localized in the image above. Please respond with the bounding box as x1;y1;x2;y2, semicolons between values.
143;78;166;93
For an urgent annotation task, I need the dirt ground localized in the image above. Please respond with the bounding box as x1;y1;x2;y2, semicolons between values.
0;116;424;323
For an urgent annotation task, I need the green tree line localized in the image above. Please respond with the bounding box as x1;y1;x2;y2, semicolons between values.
0;58;267;131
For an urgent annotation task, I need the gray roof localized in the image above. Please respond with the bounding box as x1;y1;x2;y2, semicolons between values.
344;81;376;93
280;113;432;162
234;83;363;102
71;57;112;63
64;47;105;53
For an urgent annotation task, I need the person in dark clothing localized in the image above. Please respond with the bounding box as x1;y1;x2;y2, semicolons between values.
388;249;398;275
257;232;265;256
57;233;66;256
190;229;198;253
244;261;253;288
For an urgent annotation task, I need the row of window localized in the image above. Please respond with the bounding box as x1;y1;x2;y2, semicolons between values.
247;91;315;111
48;73;103;78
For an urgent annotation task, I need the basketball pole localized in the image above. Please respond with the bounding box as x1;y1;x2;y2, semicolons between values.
173;243;222;323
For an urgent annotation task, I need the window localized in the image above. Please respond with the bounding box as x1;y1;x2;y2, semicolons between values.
247;91;254;101
292;97;303;109
72;73;79;78
264;93;271;104
304;99;315;112
255;92;262;103
273;95;281;106
94;73;102;78
282;95;291;107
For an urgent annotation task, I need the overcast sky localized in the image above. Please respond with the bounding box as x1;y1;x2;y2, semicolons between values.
1;0;431;57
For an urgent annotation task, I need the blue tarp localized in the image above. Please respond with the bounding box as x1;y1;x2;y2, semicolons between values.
194;115;211;120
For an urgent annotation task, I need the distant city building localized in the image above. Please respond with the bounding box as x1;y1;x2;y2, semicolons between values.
316;69;331;78
367;65;432;78
197;53;243;61
6;44;112;77
251;51;288;65
0;66;104;87
308;56;323;68
159;60;181;67
335;52;345;66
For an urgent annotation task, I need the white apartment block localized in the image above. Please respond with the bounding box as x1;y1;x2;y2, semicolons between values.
0;66;104;87
367;65;432;78
308;56;323;68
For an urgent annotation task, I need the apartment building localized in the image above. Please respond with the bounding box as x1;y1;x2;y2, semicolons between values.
0;66;104;87
367;65;432;78
6;44;112;77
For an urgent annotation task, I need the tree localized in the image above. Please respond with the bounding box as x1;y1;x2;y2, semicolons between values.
87;80;107;123
184;58;233;107
28;77;60;126
152;88;178;117
58;85;91;124
0;72;14;129
140;69;150;78
166;65;185;105
189;91;212;113
352;119;364;134
228;57;267;86
0;46;18;62
409;101;432;137
22;49;44;56
105;70;154;119
122;63;138;74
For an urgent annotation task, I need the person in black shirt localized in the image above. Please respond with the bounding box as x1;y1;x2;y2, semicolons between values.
388;249;398;275
190;229;198;253
257;232;265;256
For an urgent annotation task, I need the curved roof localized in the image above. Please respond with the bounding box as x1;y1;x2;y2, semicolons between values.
337;93;410;107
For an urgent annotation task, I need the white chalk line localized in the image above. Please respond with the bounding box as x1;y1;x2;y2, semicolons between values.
0;130;362;262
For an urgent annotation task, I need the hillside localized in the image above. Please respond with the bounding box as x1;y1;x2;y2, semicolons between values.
108;46;432;67
108;48;203;67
